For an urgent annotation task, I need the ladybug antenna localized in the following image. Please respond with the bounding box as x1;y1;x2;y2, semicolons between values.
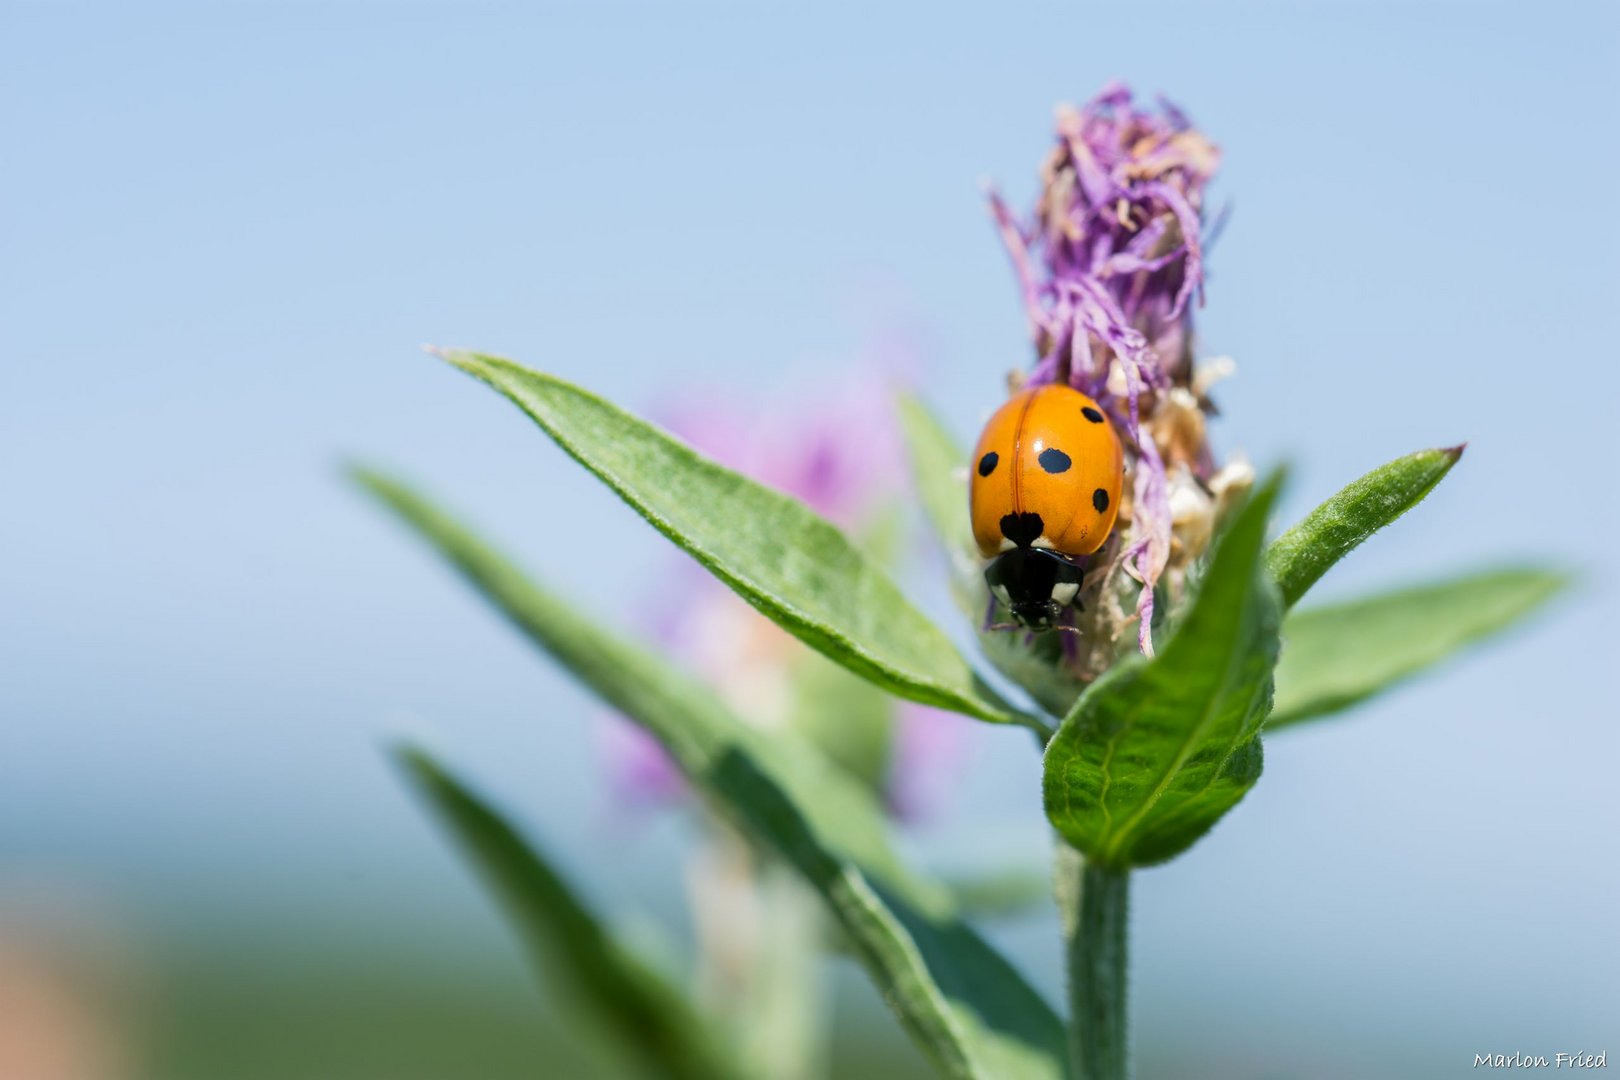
987;621;1086;638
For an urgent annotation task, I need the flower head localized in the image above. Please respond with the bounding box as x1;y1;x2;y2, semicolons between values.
992;81;1218;395
988;83;1247;662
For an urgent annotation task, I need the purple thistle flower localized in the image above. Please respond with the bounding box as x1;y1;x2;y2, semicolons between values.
994;82;1217;387
989;82;1241;659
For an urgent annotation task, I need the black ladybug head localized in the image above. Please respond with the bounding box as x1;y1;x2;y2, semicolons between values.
1010;597;1064;631
984;547;1085;633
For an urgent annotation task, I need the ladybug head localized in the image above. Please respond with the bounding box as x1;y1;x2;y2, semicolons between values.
984;548;1085;635
1009;596;1065;632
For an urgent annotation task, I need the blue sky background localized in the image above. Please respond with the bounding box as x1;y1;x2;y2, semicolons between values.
4;2;1617;1075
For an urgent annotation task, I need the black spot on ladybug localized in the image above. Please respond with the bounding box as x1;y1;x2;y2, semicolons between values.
1037;447;1071;474
1093;488;1110;513
978;451;999;477
1082;406;1105;423
999;512;1045;547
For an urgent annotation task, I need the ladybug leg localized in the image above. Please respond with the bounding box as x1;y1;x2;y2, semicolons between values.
982;591;998;632
1058;605;1080;664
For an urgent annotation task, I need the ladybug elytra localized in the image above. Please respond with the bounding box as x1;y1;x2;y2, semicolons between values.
968;384;1125;631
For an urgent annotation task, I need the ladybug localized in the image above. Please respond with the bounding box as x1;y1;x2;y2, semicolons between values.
969;384;1124;631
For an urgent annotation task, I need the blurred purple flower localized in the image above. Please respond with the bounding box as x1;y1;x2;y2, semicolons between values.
599;715;686;807
989;82;1235;656
657;372;907;532
886;702;968;824
601;369;969;818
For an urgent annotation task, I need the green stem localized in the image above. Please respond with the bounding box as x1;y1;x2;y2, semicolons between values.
1056;843;1130;1080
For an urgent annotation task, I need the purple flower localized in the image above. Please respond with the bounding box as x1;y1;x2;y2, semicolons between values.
886;702;969;823
602;369;970;816
656;373;908;533
989;83;1245;659
991;82;1217;395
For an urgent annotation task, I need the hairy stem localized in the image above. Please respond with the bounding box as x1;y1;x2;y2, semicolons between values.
1056;842;1130;1080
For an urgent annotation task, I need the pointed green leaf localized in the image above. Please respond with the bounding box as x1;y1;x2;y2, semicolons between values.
356;468;1069;1080
1269;567;1569;730
896;394;1086;718
435;350;1042;736
396;747;743;1080
1266;446;1463;608
1043;476;1284;869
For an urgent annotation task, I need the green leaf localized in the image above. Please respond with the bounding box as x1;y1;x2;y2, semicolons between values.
395;747;743;1080
356;468;1070;1080
1266;446;1463;608
895;394;978;583
436;350;1043;737
1043;475;1284;869
896;394;1086;718
1269;567;1568;730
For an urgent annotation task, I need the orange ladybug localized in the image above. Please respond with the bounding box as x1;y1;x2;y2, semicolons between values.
969;384;1124;630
